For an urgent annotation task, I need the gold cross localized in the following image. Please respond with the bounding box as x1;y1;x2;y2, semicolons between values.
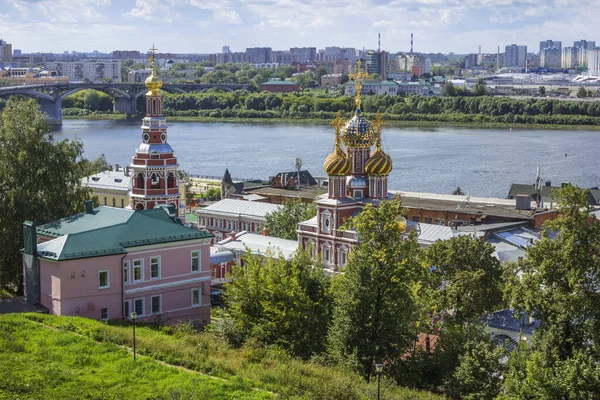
330;111;344;150
373;112;386;148
149;44;158;74
348;60;368;109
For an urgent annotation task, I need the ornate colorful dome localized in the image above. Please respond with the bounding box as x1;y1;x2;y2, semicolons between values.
365;146;392;176
341;109;376;148
324;147;351;176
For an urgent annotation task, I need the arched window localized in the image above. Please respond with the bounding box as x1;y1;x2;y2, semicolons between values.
152;99;157;115
135;203;144;210
150;173;160;189
167;172;176;188
136;173;144;189
150;151;159;160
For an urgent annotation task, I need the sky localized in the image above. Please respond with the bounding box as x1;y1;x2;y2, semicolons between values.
1;0;598;55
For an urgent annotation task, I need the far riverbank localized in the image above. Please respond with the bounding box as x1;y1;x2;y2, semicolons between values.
63;113;600;131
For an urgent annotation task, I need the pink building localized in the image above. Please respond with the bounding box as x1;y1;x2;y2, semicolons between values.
23;202;213;323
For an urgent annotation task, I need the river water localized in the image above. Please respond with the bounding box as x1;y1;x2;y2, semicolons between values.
52;119;600;198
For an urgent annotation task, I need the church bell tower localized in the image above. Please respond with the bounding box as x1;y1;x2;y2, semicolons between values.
130;45;181;212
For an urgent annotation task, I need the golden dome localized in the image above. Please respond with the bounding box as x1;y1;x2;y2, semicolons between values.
365;146;392;176
145;72;162;96
324;147;351;176
145;45;162;96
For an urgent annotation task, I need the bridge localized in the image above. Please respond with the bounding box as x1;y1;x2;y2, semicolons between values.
0;82;250;125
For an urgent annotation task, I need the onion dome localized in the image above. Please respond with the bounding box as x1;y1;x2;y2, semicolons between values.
325;112;351;176
365;145;392;176
341;109;376;148
324;147;351;176
145;46;162;96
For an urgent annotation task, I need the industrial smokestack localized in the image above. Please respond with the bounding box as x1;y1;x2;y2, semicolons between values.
411;33;413;54
497;46;500;70
378;33;380;52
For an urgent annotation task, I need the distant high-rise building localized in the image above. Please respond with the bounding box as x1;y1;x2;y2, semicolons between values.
246;47;272;63
539;40;561;54
290;47;317;63
0;39;13;62
573;40;596;68
589;49;600;77
464;53;478;69
365;50;388;79
222;45;230;54
112;50;141;59
505;44;527;68
539;40;561;69
13;49;21;57
562;47;579;68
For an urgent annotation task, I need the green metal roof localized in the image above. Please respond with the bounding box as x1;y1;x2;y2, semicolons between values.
36;207;213;261
186;213;198;224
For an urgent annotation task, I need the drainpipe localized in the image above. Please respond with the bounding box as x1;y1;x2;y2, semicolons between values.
120;253;127;320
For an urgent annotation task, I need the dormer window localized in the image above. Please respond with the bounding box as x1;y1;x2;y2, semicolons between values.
150;151;160;160
91;177;100;181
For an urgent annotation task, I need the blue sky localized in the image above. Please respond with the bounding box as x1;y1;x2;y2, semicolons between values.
0;0;597;54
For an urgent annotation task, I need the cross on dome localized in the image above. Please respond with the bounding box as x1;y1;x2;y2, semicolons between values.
348;60;369;110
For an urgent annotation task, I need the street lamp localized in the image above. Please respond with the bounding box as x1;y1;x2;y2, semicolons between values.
375;363;383;400
130;312;137;361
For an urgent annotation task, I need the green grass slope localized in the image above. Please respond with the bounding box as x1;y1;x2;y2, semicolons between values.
0;314;444;400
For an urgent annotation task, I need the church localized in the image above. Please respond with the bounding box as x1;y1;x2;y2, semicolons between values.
297;61;407;271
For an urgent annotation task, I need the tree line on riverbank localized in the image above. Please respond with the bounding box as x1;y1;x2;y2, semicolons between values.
59;89;600;127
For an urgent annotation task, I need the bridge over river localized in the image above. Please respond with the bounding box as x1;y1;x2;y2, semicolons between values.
0;82;250;125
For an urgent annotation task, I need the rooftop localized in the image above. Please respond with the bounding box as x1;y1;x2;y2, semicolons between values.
35;207;213;261
260;80;298;85
82;169;131;192
194;199;281;219
216;231;298;260
245;186;325;202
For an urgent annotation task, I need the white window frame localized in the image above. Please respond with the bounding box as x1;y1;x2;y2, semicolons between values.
191;250;201;273
353;189;362;198
151;295;162;314
98;270;110;289
339;246;348;267
123;261;130;285
321;210;332;233
134;297;144;316
150;256;161;280
100;307;109;321
436;218;445;226
211;266;217;278
133;259;144;282
191;287;202;307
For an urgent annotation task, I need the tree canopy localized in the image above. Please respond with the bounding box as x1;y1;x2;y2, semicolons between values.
0;99;97;286
264;199;316;240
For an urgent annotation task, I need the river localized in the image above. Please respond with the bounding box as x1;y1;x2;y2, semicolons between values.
52;119;600;198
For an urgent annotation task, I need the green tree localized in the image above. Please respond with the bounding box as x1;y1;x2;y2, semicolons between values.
473;78;487;96
0;100;93;286
577;86;587;98
264;199;316;240
80;153;110;177
449;332;507;399
224;250;332;358
539;86;546;96
503;184;600;398
442;82;456;97
425;235;503;323
327;197;424;379
452;186;464;195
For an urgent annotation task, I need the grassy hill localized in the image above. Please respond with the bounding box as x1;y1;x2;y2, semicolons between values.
0;313;445;399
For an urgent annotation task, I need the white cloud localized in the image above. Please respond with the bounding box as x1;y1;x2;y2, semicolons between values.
373;20;393;27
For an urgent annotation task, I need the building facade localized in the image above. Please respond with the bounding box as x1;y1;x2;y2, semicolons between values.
589;49;600;77
23;204;213;323
41;61;121;82
259;79;300;92
82;166;132;208
130;54;181;212
0;39;12;62
505;44;527;68
195;199;281;243
562;47;579;68
541;48;562;69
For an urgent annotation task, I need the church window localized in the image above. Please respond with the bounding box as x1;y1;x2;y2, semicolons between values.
150;151;159;160
150;173;160;189
167;173;176;188
136;173;145;189
152;99;157;115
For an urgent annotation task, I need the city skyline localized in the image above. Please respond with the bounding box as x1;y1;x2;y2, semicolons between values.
1;0;599;55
